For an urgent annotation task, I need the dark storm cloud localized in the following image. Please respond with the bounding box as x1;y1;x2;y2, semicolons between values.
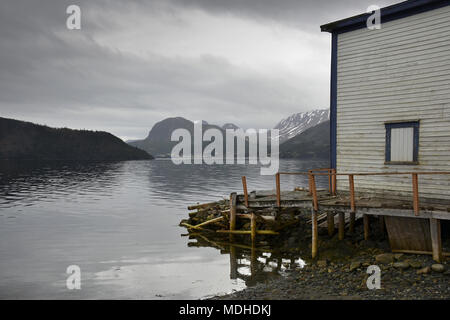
0;0;401;139
168;0;401;30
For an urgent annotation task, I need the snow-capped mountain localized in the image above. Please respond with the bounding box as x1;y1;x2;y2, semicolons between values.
274;109;329;143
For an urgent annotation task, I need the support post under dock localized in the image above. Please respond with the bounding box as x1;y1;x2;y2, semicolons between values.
430;218;442;263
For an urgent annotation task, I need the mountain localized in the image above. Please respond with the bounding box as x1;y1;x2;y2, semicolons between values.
222;123;239;130
279;120;330;160
129;117;226;157
274;109;329;143
0;117;153;161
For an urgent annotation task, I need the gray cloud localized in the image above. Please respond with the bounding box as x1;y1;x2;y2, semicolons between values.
0;0;401;139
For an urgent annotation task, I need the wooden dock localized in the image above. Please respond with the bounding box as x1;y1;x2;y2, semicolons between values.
231;169;450;262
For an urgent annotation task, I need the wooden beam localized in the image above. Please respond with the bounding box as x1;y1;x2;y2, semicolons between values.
327;212;335;236
183;216;224;230
363;214;370;240
392;249;450;257
430;218;442;263
217;230;279;235
188;201;217;210
412;173;419;216
242;176;249;207
338;212;345;240
312;209;318;259
229;192;237;231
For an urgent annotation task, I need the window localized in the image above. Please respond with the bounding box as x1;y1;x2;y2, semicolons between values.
385;121;419;164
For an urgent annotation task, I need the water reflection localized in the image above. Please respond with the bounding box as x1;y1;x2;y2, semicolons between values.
186;232;306;288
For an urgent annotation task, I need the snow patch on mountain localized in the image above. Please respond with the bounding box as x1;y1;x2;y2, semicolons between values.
274;109;329;143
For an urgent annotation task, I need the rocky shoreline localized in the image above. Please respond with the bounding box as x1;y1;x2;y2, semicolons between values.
214;250;449;300
214;217;448;300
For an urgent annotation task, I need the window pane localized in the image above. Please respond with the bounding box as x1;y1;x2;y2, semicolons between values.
390;127;414;161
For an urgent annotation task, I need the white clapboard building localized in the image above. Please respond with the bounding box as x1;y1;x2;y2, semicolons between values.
321;0;450;201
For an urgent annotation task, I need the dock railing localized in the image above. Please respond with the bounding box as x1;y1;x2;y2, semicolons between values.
274;169;450;261
275;170;450;216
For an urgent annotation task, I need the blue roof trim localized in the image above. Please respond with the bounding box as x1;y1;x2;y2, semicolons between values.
320;0;450;34
330;33;337;169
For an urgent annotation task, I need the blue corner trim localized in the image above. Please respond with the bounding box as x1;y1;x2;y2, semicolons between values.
330;32;338;169
321;0;450;34
385;121;420;163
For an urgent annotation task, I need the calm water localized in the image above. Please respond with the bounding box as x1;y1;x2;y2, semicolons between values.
0;159;328;299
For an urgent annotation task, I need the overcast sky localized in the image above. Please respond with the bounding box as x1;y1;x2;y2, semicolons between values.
0;0;401;140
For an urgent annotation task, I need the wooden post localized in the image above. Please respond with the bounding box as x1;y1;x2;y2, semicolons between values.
312;208;318;259
331;168;337;196
349;174;355;212
338;212;345;240
348;174;356;234
363;214;370;240
349;212;356;234
276;172;281;207
430;218;442;263
242;176;249;207
328;169;332;194
379;216;385;236
229;192;237;231
250;213;256;244
308;170;313;196
412;173;419;216
309;173;318;211
327;212;335;237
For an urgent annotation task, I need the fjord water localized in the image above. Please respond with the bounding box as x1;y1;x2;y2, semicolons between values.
0;159;328;299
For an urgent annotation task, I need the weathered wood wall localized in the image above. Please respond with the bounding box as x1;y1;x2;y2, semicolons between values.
336;5;450;201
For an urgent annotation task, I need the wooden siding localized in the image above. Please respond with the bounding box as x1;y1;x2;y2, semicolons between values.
336;5;450;201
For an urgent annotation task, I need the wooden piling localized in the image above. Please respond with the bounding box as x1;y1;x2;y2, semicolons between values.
312;209;318;259
327;212;335;236
349;212;356;234
412;173;419;216
250;213;256;244
349;174;355;212
242;176;249;207
348;174;356;234
379;216;385;236
229;192;237;231
430;218;442;263
363;214;370;240
338;212;345;240
276;173;281;207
